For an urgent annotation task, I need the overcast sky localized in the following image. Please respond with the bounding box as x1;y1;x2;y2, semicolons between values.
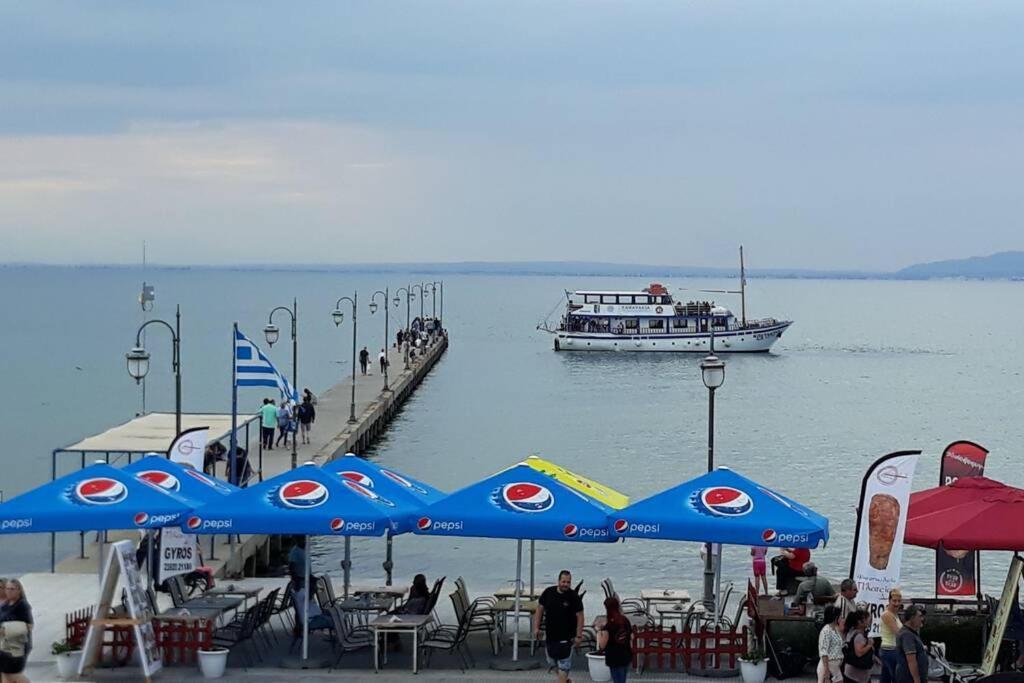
1;2;1022;270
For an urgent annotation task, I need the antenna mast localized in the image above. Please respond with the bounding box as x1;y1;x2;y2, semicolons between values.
739;245;747;327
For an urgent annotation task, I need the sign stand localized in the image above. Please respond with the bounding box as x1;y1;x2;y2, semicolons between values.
980;555;1023;675
79;540;162;681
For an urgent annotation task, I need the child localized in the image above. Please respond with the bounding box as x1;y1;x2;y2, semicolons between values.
751;546;768;595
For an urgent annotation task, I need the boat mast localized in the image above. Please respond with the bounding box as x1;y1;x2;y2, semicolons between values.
739;245;747;327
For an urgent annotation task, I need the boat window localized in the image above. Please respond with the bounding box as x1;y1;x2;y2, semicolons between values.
583;295;595;304
712;317;727;328
673;319;687;329
624;319;639;329
648;319;665;329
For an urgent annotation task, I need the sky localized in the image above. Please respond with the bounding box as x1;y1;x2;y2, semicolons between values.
1;1;1023;271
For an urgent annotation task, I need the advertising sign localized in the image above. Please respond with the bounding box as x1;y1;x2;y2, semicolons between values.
936;441;988;597
168;426;208;471
159;527;198;581
850;451;920;637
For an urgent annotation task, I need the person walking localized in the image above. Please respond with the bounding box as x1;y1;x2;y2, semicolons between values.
302;388;317;406
378;348;387;375
817;605;844;683
598;596;633;683
879;589;903;683
297;396;315;445
750;546;769;596
535;570;584;683
359;346;370;375
260;399;277;451
0;578;34;683
276;400;292;448
894;605;927;683
842;609;875;683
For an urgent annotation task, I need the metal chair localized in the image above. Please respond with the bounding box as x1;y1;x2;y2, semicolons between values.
450;587;500;655
419;599;474;672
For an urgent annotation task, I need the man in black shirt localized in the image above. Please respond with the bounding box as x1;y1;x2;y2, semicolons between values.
895;605;927;683
535;570;584;683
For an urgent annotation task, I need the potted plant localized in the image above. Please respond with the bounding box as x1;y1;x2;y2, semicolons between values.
739;646;769;683
197;645;230;679
51;639;83;680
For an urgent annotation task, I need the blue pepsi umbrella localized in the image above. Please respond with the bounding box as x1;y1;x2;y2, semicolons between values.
326;453;446;589
181;462;395;537
611;467;828;547
124;455;238;508
181;462;396;663
0;462;193;534
414;462;615;542
414;462;615;662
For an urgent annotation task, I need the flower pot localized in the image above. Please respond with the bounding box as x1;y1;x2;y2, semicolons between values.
740;658;769;683
198;648;230;679
55;650;83;680
586;652;611;682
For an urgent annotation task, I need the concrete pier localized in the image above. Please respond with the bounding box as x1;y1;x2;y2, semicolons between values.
54;333;448;577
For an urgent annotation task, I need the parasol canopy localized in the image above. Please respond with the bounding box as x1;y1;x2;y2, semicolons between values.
905;476;1024;552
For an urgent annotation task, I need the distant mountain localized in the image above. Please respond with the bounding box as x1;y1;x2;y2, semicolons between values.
895;251;1024;279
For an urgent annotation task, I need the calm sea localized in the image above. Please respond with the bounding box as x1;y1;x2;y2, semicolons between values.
3;266;1022;602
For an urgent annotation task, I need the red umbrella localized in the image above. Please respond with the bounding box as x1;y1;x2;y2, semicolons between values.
904;476;1024;552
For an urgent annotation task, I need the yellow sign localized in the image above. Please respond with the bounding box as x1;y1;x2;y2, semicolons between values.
524;456;630;510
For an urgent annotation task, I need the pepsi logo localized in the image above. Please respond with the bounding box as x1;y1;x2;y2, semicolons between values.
344;480;396;507
75;478;128;506
762;529;777;543
614;519;629;533
278;480;329;509
134;512;149;526
381;469;428;494
563;523;578;538
417;517;432;531
187;516;202;530
137;470;181;492
330;518;345;532
340;471;374;488
695;486;753;517
500;482;554;513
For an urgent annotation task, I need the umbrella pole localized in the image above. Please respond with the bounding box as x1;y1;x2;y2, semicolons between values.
529;540;535;599
303;534;310;661
148;530;155;593
98;532;104;588
714;544;723;626
385;534;393;587
513;539;523;662
344;536;351;598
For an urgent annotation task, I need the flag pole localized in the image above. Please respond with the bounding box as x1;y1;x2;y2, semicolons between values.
229;323;239;559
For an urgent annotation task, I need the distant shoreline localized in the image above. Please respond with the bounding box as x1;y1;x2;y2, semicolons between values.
2;260;1023;281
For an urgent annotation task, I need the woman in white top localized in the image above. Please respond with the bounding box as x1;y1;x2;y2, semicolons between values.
818;605;844;683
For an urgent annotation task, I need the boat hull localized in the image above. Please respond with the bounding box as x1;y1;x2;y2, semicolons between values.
553;322;792;353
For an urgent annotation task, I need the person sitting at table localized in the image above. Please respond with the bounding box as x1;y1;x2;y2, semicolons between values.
396;574;430;615
795;563;836;612
774;546;811;595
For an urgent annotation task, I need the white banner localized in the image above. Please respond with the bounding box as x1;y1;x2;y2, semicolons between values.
168;426;208;471
852;451;920;636
159;528;199;581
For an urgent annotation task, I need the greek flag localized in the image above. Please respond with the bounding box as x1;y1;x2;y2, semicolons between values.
234;328;297;401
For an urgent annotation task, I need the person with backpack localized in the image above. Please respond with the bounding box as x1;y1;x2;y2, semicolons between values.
842;609;875;683
297;396;315;445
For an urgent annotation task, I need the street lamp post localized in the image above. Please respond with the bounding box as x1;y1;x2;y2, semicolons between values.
699;334;726;607
411;283;426;325
429;282;439;320
394;286;412;369
332;293;358;423
126;305;182;438
265;299;298;469
370;288;390;392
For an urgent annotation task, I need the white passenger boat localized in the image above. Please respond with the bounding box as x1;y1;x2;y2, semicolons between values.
537;248;792;353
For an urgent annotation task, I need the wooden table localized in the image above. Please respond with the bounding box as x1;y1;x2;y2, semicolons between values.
370;614;434;673
640;589;691;614
493;586;542;600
